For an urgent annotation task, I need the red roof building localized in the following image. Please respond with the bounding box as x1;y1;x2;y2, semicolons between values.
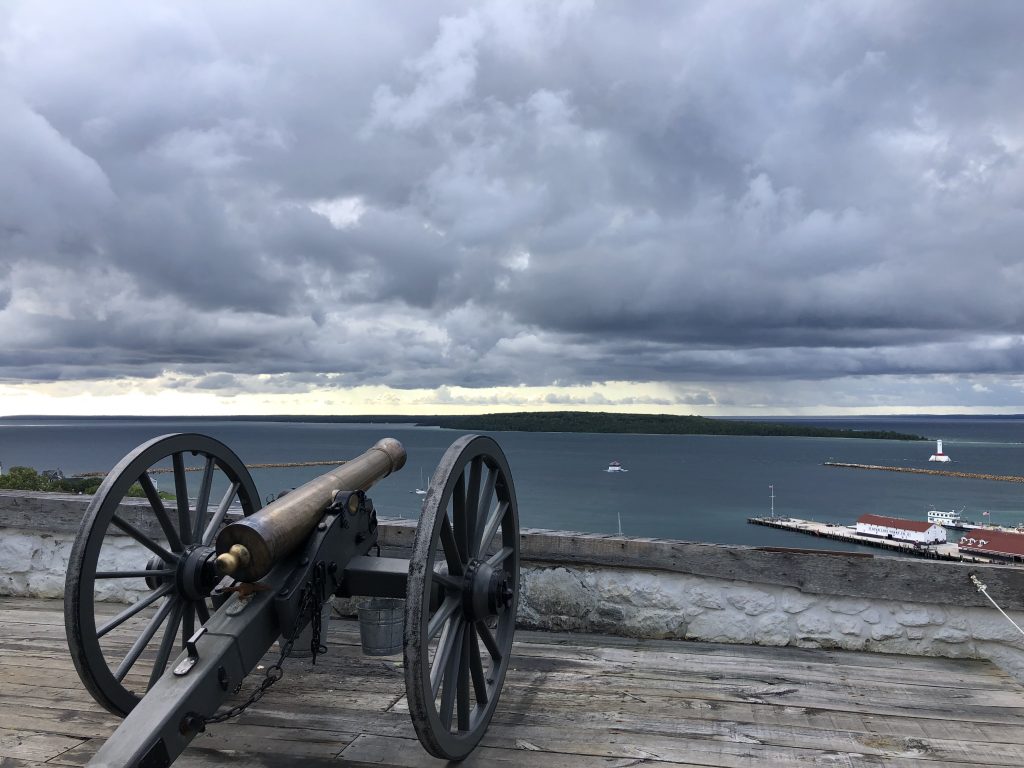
958;529;1024;562
857;514;935;532
854;514;946;544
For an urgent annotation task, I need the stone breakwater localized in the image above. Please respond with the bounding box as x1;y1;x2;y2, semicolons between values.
824;460;1024;483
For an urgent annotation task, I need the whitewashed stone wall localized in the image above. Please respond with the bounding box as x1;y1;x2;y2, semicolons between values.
0;529;151;603
516;563;1024;667
4;525;1023;681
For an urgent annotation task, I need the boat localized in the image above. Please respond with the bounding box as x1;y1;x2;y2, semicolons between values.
927;508;981;531
606;461;628;473
411;467;427;495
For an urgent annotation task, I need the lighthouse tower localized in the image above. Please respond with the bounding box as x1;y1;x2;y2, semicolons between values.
929;439;951;463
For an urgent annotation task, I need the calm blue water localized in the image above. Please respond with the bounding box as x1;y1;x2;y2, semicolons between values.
2;416;1024;554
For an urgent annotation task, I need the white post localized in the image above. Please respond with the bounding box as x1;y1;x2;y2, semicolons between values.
769;484;775;518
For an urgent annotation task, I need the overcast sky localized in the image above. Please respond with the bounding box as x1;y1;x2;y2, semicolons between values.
2;1;1023;416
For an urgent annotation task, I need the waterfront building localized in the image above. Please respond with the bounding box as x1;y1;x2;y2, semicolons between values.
958;529;1024;563
855;513;946;544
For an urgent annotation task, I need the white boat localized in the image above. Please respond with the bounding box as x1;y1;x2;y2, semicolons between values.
927;508;962;526
412;467;427;495
927;508;980;530
606;461;628;473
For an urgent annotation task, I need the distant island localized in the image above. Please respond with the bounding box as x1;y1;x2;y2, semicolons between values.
0;412;926;440
411;412;925;440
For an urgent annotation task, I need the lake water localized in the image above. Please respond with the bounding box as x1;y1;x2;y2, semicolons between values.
2;416;1023;555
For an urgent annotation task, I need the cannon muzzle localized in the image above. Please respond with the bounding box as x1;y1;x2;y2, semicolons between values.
214;437;406;581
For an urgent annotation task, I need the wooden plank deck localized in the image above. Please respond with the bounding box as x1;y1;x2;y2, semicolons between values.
2;597;1023;767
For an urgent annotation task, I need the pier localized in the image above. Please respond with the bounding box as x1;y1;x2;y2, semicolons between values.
824;460;1024;483
748;516;994;563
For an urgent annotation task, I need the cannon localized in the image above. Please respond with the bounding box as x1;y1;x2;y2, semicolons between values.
64;433;520;766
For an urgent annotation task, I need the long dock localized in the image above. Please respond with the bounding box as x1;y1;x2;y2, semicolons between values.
748;516;993;563
824;460;1024;483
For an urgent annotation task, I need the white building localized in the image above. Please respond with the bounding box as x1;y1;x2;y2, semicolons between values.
928;439;951;463
855;514;946;544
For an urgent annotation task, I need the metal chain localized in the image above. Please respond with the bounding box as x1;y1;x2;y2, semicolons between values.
189;568;326;729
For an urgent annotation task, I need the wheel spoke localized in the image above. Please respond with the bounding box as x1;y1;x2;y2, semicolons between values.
431;616;462;698
485;545;514;569
148;599;184;688
464;457;482;558
427;595;460;640
97;584;173;638
475;620;502;663
452;471;467;561
457;625;471;731
202;482;239;545
432;571;461;591
172;453;191;545
191;456;215;543
473;466;497;557
114;596;176;681
110;515;177;563
439;515;464;576
469;629;488;707
439;620;465;731
138;473;182;552
95;569;173;579
479;501;508;557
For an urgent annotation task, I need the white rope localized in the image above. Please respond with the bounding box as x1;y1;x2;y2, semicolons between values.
970;574;1024;639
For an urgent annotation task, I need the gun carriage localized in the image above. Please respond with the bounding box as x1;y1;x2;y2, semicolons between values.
64;433;520;766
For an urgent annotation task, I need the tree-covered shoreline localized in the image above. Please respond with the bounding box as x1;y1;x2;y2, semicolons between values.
413;412;925;440
0;412;925;440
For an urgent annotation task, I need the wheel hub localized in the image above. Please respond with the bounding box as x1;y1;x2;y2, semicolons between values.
175;545;219;602
461;559;513;621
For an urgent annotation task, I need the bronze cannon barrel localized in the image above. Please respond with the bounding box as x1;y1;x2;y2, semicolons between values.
214;437;406;581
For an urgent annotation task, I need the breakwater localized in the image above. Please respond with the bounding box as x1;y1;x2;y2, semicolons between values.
824;461;1024;483
79;458;349;477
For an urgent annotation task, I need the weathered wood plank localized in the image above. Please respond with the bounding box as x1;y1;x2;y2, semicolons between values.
3;598;1024;767
0;727;84;762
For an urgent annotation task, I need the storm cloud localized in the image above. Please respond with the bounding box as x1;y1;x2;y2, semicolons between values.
2;1;1023;410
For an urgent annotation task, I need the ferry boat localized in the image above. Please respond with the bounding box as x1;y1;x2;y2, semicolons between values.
927;508;980;530
606;461;628;473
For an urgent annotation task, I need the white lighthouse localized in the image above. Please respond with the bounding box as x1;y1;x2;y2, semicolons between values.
928;439;951;463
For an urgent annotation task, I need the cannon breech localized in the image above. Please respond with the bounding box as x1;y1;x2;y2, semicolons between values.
65;433;520;766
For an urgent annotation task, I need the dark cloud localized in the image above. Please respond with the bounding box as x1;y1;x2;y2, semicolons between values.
2;1;1023;408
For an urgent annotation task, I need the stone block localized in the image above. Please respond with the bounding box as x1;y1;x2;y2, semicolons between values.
725;589;776;616
870;623;904;641
779;591;816;614
795;611;832;636
688;585;724;610
834;616;862;636
752;613;790;646
686;611;753;644
825;599;870;615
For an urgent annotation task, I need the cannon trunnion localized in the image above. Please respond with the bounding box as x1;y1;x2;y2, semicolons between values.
64;433;520;766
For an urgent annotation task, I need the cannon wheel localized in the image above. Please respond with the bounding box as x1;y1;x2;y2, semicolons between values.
405;435;520;761
64;433;261;717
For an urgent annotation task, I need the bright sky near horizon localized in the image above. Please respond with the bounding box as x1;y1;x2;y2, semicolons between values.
2;1;1024;417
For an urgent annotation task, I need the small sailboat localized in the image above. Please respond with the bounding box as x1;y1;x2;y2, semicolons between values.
414;467;427;495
